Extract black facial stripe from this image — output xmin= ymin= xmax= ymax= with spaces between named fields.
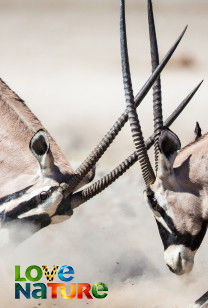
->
xmin=0 ymin=185 xmax=33 ymax=206
xmin=156 ymin=205 xmax=176 ymax=231
xmin=2 ymin=186 xmax=59 ymax=222
xmin=153 ymin=199 xmax=207 ymax=251
xmin=156 ymin=219 xmax=207 ymax=251
xmin=147 ymin=188 xmax=208 ymax=251
xmin=3 ymin=195 xmax=40 ymax=221
xmin=147 ymin=188 xmax=176 ymax=232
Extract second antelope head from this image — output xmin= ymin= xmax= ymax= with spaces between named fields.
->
xmin=120 ymin=0 xmax=204 ymax=275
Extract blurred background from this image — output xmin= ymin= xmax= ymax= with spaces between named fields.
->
xmin=0 ymin=0 xmax=208 ymax=307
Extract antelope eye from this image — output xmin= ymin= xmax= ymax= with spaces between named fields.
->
xmin=40 ymin=191 xmax=49 ymax=201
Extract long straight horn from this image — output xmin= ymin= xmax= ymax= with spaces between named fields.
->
xmin=148 ymin=0 xmax=163 ymax=173
xmin=120 ymin=0 xmax=155 ymax=186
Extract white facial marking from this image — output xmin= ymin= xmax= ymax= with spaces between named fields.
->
xmin=18 ymin=188 xmax=63 ymax=219
xmin=154 ymin=186 xmax=175 ymax=221
xmin=145 ymin=187 xmax=174 ymax=234
xmin=155 ymin=215 xmax=172 ymax=234
xmin=0 ymin=185 xmax=52 ymax=214
xmin=164 ymin=245 xmax=196 ymax=275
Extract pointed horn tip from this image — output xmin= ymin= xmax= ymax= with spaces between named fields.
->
xmin=175 ymin=25 xmax=188 ymax=43
xmin=180 ymin=25 xmax=188 ymax=37
xmin=167 ymin=25 xmax=188 ymax=54
xmin=196 ymin=79 xmax=204 ymax=89
xmin=193 ymin=80 xmax=204 ymax=91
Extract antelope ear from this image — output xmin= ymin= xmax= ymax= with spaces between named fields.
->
xmin=30 ymin=130 xmax=55 ymax=176
xmin=158 ymin=127 xmax=181 ymax=177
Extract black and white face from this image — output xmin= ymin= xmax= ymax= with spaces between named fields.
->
xmin=144 ymin=128 xmax=207 ymax=275
xmin=0 ymin=179 xmax=63 ymax=223
xmin=0 ymin=130 xmax=73 ymax=245
xmin=144 ymin=186 xmax=207 ymax=275
xmin=0 ymin=178 xmax=71 ymax=224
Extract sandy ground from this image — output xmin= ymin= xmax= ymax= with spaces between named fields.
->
xmin=0 ymin=0 xmax=208 ymax=307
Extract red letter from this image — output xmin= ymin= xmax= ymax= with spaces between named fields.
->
xmin=77 ymin=283 xmax=93 ymax=299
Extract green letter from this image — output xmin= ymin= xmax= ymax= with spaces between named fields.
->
xmin=25 ymin=265 xmax=42 ymax=282
xmin=32 ymin=283 xmax=47 ymax=299
xmin=92 ymin=282 xmax=108 ymax=299
xmin=15 ymin=265 xmax=26 ymax=281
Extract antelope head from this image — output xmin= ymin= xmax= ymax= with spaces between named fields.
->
xmin=120 ymin=0 xmax=204 ymax=275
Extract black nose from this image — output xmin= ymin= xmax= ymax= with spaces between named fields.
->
xmin=167 ymin=264 xmax=175 ymax=274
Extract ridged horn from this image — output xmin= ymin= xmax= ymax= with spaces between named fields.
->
xmin=120 ymin=0 xmax=155 ymax=186
xmin=194 ymin=289 xmax=208 ymax=307
xmin=65 ymin=11 xmax=187 ymax=195
xmin=68 ymin=81 xmax=202 ymax=209
xmin=148 ymin=0 xmax=163 ymax=173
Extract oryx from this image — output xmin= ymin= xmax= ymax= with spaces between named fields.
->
xmin=120 ymin=0 xmax=205 ymax=278
xmin=0 ymin=1 xmax=201 ymax=248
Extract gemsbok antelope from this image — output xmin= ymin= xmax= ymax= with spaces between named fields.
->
xmin=120 ymin=0 xmax=205 ymax=282
xmin=0 ymin=1 xmax=201 ymax=251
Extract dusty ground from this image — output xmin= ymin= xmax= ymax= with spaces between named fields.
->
xmin=0 ymin=0 xmax=208 ymax=307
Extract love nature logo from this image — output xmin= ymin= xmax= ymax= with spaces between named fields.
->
xmin=15 ymin=265 xmax=108 ymax=300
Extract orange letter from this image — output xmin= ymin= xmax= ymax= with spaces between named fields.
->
xmin=60 ymin=283 xmax=76 ymax=299
xmin=77 ymin=283 xmax=93 ymax=299
xmin=47 ymin=283 xmax=65 ymax=299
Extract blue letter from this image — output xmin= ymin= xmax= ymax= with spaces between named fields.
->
xmin=32 ymin=283 xmax=47 ymax=299
xmin=15 ymin=283 xmax=30 ymax=299
xmin=58 ymin=265 xmax=74 ymax=282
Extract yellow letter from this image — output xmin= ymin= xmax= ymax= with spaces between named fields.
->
xmin=42 ymin=265 xmax=59 ymax=282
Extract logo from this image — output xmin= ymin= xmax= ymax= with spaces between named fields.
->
xmin=15 ymin=265 xmax=108 ymax=300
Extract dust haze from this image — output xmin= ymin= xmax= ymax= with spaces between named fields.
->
xmin=0 ymin=0 xmax=208 ymax=307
